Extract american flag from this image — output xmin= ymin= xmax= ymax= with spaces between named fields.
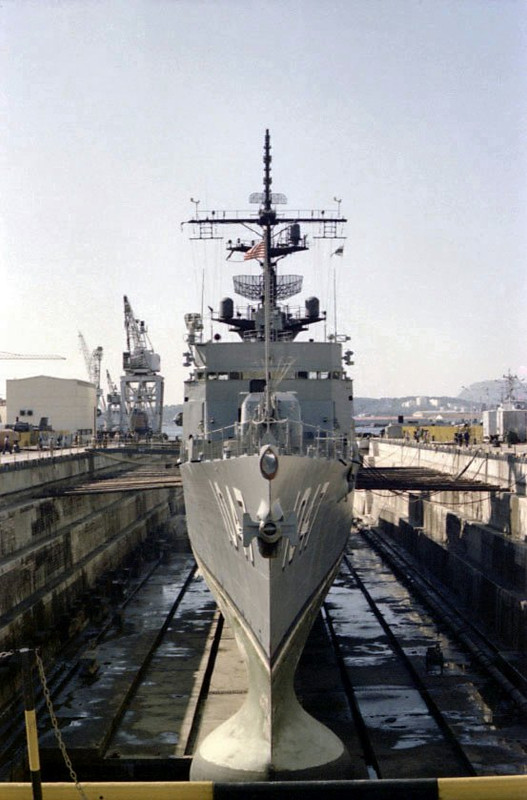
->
xmin=244 ymin=239 xmax=266 ymax=261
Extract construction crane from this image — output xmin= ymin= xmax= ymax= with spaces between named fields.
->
xmin=105 ymin=369 xmax=121 ymax=430
xmin=106 ymin=369 xmax=120 ymax=402
xmin=78 ymin=333 xmax=105 ymax=423
xmin=120 ymin=295 xmax=164 ymax=435
xmin=0 ymin=351 xmax=65 ymax=360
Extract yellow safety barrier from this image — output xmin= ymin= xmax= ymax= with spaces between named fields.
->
xmin=0 ymin=783 xmax=213 ymax=800
xmin=439 ymin=775 xmax=527 ymax=800
xmin=22 ymin=710 xmax=40 ymax=773
xmin=1 ymin=777 xmax=526 ymax=800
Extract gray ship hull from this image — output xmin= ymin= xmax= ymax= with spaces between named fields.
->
xmin=181 ymin=452 xmax=355 ymax=779
xmin=180 ymin=129 xmax=356 ymax=780
xmin=181 ymin=453 xmax=353 ymax=663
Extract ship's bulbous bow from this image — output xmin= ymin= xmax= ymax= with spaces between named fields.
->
xmin=189 ymin=547 xmax=353 ymax=781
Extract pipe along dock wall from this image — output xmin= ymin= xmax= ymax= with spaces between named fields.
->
xmin=355 ymin=441 xmax=527 ymax=652
xmin=0 ymin=451 xmax=185 ymax=710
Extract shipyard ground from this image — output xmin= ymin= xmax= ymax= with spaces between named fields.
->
xmin=0 ymin=443 xmax=526 ymax=794
xmin=10 ymin=538 xmax=522 ymax=782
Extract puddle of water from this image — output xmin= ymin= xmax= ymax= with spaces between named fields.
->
xmin=391 ymin=735 xmax=432 ymax=750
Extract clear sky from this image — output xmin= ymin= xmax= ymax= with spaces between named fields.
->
xmin=2 ymin=0 xmax=526 ymax=404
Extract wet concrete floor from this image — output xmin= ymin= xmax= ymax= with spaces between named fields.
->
xmin=35 ymin=540 xmax=526 ymax=780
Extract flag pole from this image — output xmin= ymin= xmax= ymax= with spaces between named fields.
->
xmin=333 ymin=262 xmax=338 ymax=340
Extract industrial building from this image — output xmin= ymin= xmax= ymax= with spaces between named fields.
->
xmin=482 ymin=403 xmax=527 ymax=443
xmin=6 ymin=376 xmax=97 ymax=435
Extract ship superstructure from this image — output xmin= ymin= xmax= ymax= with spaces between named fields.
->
xmin=180 ymin=131 xmax=359 ymax=781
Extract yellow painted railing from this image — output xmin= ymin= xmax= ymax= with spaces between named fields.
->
xmin=438 ymin=775 xmax=527 ymax=800
xmin=1 ymin=776 xmax=526 ymax=800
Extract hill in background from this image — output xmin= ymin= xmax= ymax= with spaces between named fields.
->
xmin=353 ymin=377 xmax=526 ymax=417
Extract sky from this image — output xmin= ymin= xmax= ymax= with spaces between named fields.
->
xmin=1 ymin=0 xmax=526 ymax=404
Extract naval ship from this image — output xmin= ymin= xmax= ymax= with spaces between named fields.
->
xmin=180 ymin=131 xmax=360 ymax=781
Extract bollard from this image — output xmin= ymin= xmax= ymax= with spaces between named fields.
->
xmin=20 ymin=649 xmax=43 ymax=800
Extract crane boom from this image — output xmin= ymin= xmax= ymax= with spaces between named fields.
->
xmin=122 ymin=296 xmax=160 ymax=375
xmin=124 ymin=295 xmax=144 ymax=353
xmin=123 ymin=295 xmax=154 ymax=361
xmin=77 ymin=332 xmax=105 ymax=421
xmin=106 ymin=369 xmax=118 ymax=395
xmin=77 ymin=333 xmax=103 ymax=386
xmin=0 ymin=351 xmax=65 ymax=360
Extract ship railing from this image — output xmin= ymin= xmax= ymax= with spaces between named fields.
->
xmin=235 ymin=303 xmax=315 ymax=321
xmin=190 ymin=208 xmax=345 ymax=221
xmin=183 ymin=420 xmax=352 ymax=462
xmin=239 ymin=329 xmax=297 ymax=342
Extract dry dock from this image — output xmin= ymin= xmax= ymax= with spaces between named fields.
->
xmin=356 ymin=439 xmax=527 ymax=652
xmin=0 ymin=442 xmax=526 ymax=787
xmin=0 ymin=446 xmax=184 ymax=710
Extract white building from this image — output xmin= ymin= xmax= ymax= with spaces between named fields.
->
xmin=415 ymin=396 xmax=431 ymax=408
xmin=483 ymin=404 xmax=527 ymax=442
xmin=7 ymin=376 xmax=97 ymax=434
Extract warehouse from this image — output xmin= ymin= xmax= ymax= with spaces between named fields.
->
xmin=6 ymin=376 xmax=96 ymax=435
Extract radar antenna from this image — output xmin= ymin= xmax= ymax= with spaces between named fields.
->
xmin=184 ymin=130 xmax=347 ymax=421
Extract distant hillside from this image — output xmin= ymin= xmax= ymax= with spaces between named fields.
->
xmin=355 ymin=377 xmax=526 ymax=416
xmin=353 ymin=397 xmax=461 ymax=416
xmin=459 ymin=378 xmax=527 ymax=406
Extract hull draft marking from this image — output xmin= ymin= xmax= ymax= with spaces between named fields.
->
xmin=210 ymin=479 xmax=255 ymax=563
xmin=283 ymin=481 xmax=330 ymax=567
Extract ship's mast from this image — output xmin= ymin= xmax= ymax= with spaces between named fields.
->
xmin=185 ymin=130 xmax=347 ymax=400
xmin=262 ymin=130 xmax=273 ymax=421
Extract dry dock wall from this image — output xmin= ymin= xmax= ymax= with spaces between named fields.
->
xmin=0 ymin=451 xmax=185 ymax=708
xmin=354 ymin=441 xmax=527 ymax=652
xmin=0 ymin=450 xmax=110 ymax=500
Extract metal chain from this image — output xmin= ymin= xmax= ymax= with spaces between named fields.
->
xmin=34 ymin=650 xmax=90 ymax=800
xmin=0 ymin=650 xmax=15 ymax=659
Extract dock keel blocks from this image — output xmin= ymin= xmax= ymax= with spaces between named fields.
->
xmin=190 ymin=562 xmax=351 ymax=782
